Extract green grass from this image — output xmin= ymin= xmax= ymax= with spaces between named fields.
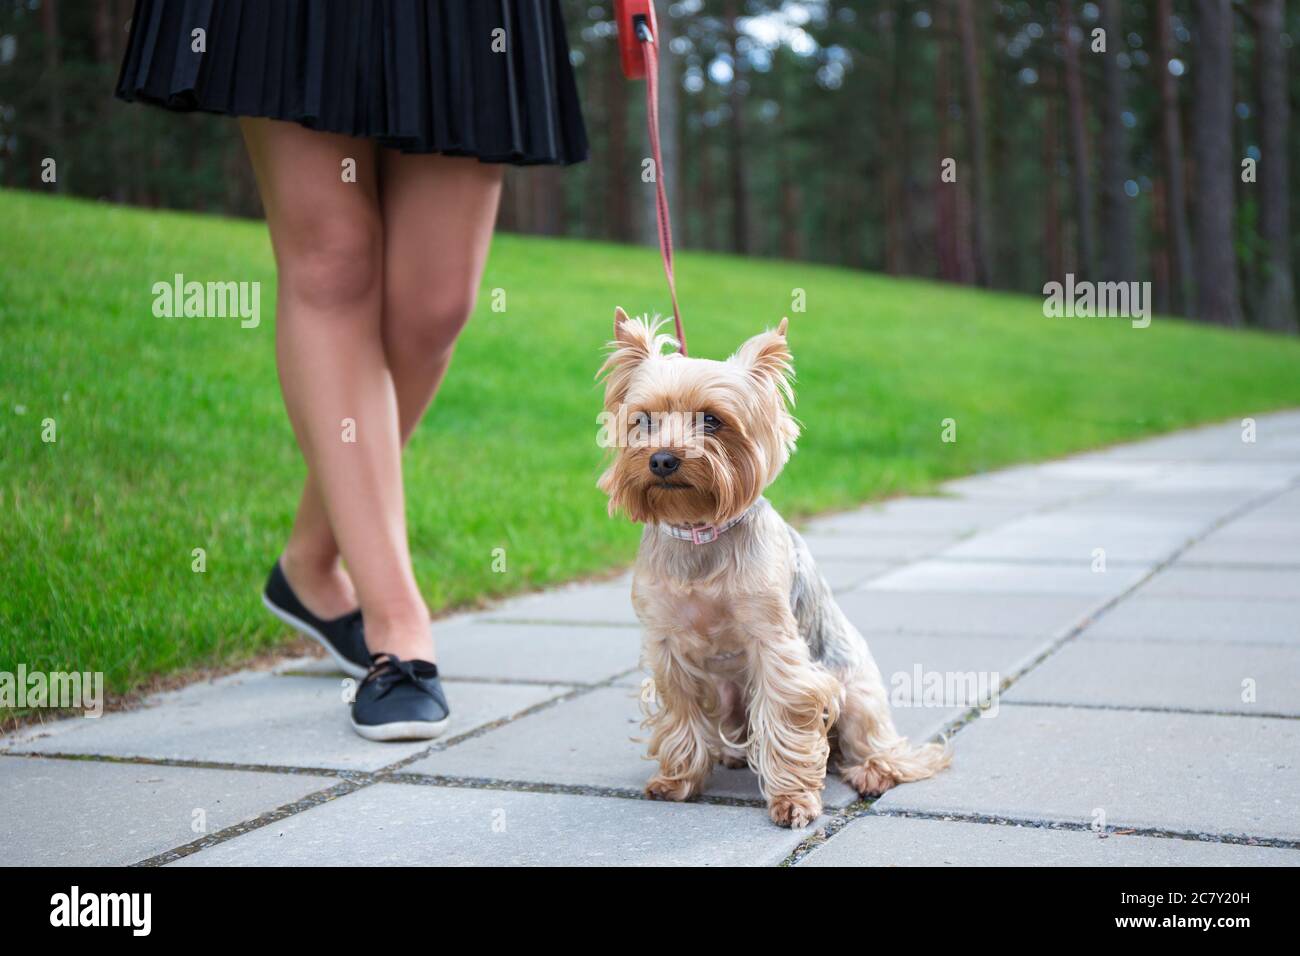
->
xmin=3 ymin=187 xmax=1300 ymax=707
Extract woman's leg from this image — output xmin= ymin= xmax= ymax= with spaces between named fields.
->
xmin=376 ymin=151 xmax=504 ymax=430
xmin=281 ymin=151 xmax=503 ymax=623
xmin=241 ymin=118 xmax=432 ymax=661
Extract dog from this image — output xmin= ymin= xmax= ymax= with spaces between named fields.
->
xmin=597 ymin=309 xmax=950 ymax=828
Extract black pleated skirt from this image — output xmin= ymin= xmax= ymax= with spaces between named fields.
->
xmin=116 ymin=0 xmax=588 ymax=166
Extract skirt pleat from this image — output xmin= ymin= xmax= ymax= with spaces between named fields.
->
xmin=116 ymin=0 xmax=588 ymax=165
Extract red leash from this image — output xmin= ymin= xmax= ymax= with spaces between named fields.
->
xmin=618 ymin=1 xmax=686 ymax=355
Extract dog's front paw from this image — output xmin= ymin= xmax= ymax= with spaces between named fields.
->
xmin=768 ymin=791 xmax=822 ymax=829
xmin=645 ymin=774 xmax=699 ymax=802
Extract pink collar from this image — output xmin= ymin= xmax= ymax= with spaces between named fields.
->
xmin=659 ymin=505 xmax=755 ymax=545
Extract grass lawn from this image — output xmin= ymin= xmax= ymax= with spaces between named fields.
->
xmin=4 ymin=187 xmax=1300 ymax=710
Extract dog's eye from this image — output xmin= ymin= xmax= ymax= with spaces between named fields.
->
xmin=630 ymin=411 xmax=651 ymax=432
xmin=701 ymin=414 xmax=722 ymax=433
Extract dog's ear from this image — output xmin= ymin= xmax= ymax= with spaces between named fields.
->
xmin=731 ymin=318 xmax=794 ymax=400
xmin=598 ymin=310 xmax=673 ymax=411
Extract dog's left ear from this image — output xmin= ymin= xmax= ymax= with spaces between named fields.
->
xmin=732 ymin=317 xmax=794 ymax=395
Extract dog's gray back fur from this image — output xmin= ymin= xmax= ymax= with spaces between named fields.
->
xmin=784 ymin=519 xmax=869 ymax=675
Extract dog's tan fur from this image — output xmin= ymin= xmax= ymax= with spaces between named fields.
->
xmin=598 ymin=310 xmax=950 ymax=827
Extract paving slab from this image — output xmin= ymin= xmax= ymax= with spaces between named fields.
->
xmin=174 ymin=782 xmax=813 ymax=866
xmin=865 ymin=631 xmax=1045 ymax=732
xmin=1180 ymin=528 xmax=1300 ymax=567
xmin=873 ymin=704 xmax=1300 ymax=841
xmin=1249 ymin=486 xmax=1300 ymax=514
xmin=797 ymin=815 xmax=1300 ymax=867
xmin=798 ymin=531 xmax=962 ymax=562
xmin=1076 ymin=422 xmax=1282 ymax=463
xmin=863 ymin=559 xmax=1150 ymax=597
xmin=3 ymin=671 xmax=569 ymax=772
xmin=1142 ymin=464 xmax=1297 ymax=493
xmin=1137 ymin=566 xmax=1300 ymax=601
xmin=939 ymin=533 xmax=1181 ymax=565
xmin=937 ymin=511 xmax=1200 ymax=563
xmin=0 ymin=756 xmax=333 ymax=867
xmin=809 ymin=560 xmax=895 ymax=592
xmin=939 ymin=461 xmax=1168 ymax=502
xmin=1221 ymin=512 xmax=1300 ymax=539
xmin=479 ymin=580 xmax=638 ymax=625
xmin=435 ymin=621 xmax=640 ymax=684
xmin=835 ymin=590 xmax=1104 ymax=639
xmin=1006 ymin=640 xmax=1300 ymax=716
xmin=1056 ymin=489 xmax=1258 ymax=519
xmin=803 ymin=499 xmax=1032 ymax=537
xmin=403 ymin=685 xmax=863 ymax=808
xmin=1081 ymin=595 xmax=1300 ymax=645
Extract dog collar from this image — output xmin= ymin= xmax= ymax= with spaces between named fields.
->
xmin=659 ymin=504 xmax=755 ymax=545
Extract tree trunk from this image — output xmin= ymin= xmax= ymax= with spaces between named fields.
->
xmin=893 ymin=0 xmax=917 ymax=274
xmin=1098 ymin=0 xmax=1135 ymax=281
xmin=1060 ymin=1 xmax=1096 ymax=279
xmin=605 ymin=50 xmax=632 ymax=242
xmin=94 ymin=0 xmax=129 ymax=202
xmin=531 ymin=167 xmax=565 ymax=236
xmin=775 ymin=112 xmax=801 ymax=261
xmin=1157 ymin=0 xmax=1195 ymax=316
xmin=40 ymin=0 xmax=65 ymax=192
xmin=1042 ymin=63 xmax=1064 ymax=284
xmin=724 ymin=0 xmax=749 ymax=254
xmin=878 ymin=1 xmax=910 ymax=275
xmin=1192 ymin=0 xmax=1243 ymax=325
xmin=933 ymin=2 xmax=959 ymax=282
xmin=697 ymin=124 xmax=718 ymax=252
xmin=955 ymin=0 xmax=992 ymax=286
xmin=1255 ymin=0 xmax=1297 ymax=331
xmin=1152 ymin=176 xmax=1171 ymax=313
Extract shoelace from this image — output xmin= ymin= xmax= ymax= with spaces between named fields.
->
xmin=361 ymin=654 xmax=441 ymax=701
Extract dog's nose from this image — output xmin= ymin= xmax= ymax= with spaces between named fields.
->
xmin=649 ymin=451 xmax=680 ymax=477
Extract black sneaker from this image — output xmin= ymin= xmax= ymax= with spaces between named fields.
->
xmin=351 ymin=654 xmax=450 ymax=741
xmin=262 ymin=562 xmax=369 ymax=679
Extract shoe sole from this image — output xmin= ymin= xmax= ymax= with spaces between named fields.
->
xmin=350 ymin=715 xmax=450 ymax=742
xmin=261 ymin=592 xmax=368 ymax=680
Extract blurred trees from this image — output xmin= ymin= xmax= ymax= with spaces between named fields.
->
xmin=1 ymin=0 xmax=1297 ymax=332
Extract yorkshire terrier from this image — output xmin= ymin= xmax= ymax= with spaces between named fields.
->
xmin=598 ymin=309 xmax=950 ymax=828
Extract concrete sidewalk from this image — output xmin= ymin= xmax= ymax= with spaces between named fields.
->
xmin=5 ymin=412 xmax=1300 ymax=866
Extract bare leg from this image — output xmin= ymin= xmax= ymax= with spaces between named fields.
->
xmin=281 ymin=151 xmax=502 ymax=631
xmin=241 ymin=117 xmax=431 ymax=660
xmin=377 ymin=151 xmax=503 ymax=435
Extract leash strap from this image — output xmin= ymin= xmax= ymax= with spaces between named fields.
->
xmin=638 ymin=24 xmax=686 ymax=356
